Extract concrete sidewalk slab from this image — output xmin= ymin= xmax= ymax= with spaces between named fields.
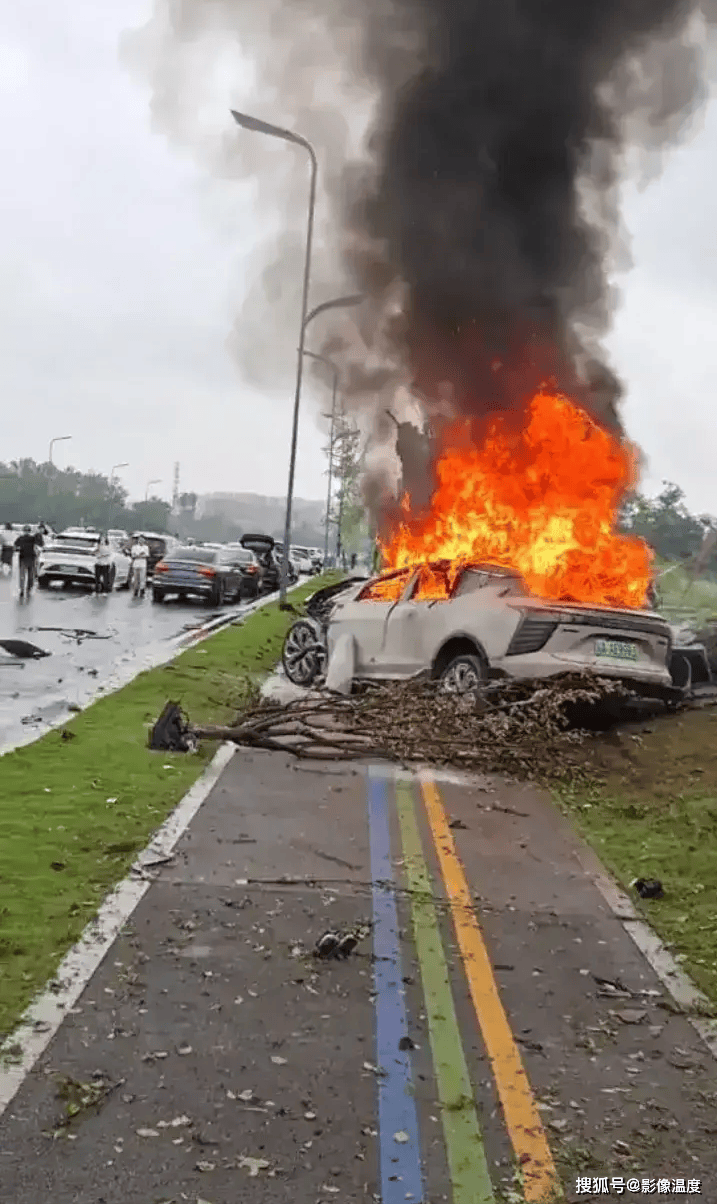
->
xmin=0 ymin=749 xmax=714 ymax=1204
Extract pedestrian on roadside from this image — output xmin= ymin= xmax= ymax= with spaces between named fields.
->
xmin=15 ymin=525 xmax=39 ymax=599
xmin=129 ymin=535 xmax=149 ymax=598
xmin=94 ymin=536 xmax=112 ymax=594
xmin=0 ymin=523 xmax=13 ymax=576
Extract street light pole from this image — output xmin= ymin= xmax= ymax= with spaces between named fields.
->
xmin=231 ymin=110 xmax=319 ymax=605
xmin=48 ymin=435 xmax=72 ymax=468
xmin=303 ymin=350 xmax=339 ymax=567
xmin=108 ymin=463 xmax=129 ymax=531
xmin=145 ymin=479 xmax=161 ymax=503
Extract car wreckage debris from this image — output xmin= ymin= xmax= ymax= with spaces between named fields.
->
xmin=632 ymin=877 xmax=665 ymax=900
xmin=314 ymin=924 xmax=372 ymax=959
xmin=149 ymin=701 xmax=198 ymax=753
xmin=189 ymin=673 xmax=641 ymax=781
xmin=0 ymin=639 xmax=51 ymax=659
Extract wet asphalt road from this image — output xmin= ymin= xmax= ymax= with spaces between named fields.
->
xmin=0 ymin=570 xmax=254 ymax=752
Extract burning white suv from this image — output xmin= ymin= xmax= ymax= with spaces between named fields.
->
xmin=283 ymin=560 xmax=676 ymax=696
xmin=37 ymin=528 xmax=131 ymax=591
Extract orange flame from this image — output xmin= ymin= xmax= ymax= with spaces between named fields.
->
xmin=381 ymin=390 xmax=651 ymax=609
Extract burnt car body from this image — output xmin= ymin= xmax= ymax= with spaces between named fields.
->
xmin=282 ymin=561 xmax=683 ymax=697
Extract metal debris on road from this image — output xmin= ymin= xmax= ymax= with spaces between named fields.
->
xmin=191 ymin=673 xmax=634 ymax=781
xmin=314 ymin=923 xmax=371 ymax=960
xmin=238 ymin=1155 xmax=271 ymax=1177
xmin=0 ymin=638 xmax=50 ymax=659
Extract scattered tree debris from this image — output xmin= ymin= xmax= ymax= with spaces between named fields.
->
xmin=54 ymin=1073 xmax=124 ymax=1128
xmin=191 ymin=674 xmax=636 ymax=781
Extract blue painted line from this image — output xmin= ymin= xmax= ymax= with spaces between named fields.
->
xmin=367 ymin=770 xmax=425 ymax=1204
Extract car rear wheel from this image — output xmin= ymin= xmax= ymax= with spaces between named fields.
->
xmin=439 ymin=653 xmax=486 ymax=696
xmin=152 ymin=588 xmax=165 ymax=603
xmin=37 ymin=577 xmax=50 ymax=590
xmin=282 ymin=620 xmax=326 ymax=687
xmin=211 ymin=578 xmax=225 ymax=607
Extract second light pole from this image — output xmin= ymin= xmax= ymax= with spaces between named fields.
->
xmin=303 ymin=350 xmax=339 ymax=567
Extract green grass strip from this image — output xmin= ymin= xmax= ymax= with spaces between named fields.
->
xmin=0 ymin=578 xmax=331 ymax=1038
xmin=395 ymin=779 xmax=495 ymax=1204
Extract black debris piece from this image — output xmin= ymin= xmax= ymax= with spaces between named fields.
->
xmin=633 ymin=877 xmax=665 ymax=900
xmin=149 ymin=701 xmax=197 ymax=753
xmin=0 ymin=639 xmax=50 ymax=659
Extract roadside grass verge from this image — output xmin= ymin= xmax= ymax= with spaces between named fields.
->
xmin=0 ymin=577 xmax=332 ymax=1039
xmin=656 ymin=562 xmax=717 ymax=625
xmin=556 ymin=705 xmax=717 ymax=1006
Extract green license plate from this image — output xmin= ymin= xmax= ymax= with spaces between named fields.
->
xmin=595 ymin=638 xmax=639 ymax=662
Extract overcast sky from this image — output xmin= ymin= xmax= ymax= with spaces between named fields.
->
xmin=1 ymin=1 xmax=716 ymax=514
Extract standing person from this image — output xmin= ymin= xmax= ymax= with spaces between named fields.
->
xmin=95 ymin=536 xmax=112 ymax=594
xmin=15 ymin=525 xmax=40 ymax=599
xmin=129 ymin=535 xmax=149 ymax=598
xmin=0 ymin=523 xmax=13 ymax=576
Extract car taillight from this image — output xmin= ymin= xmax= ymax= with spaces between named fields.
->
xmin=246 ymin=564 xmax=257 ymax=573
xmin=506 ymin=613 xmax=560 ymax=655
xmin=199 ymin=566 xmax=216 ymax=578
xmin=155 ymin=562 xmax=168 ymax=572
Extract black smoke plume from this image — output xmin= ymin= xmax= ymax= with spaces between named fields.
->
xmin=341 ymin=0 xmax=717 ymax=433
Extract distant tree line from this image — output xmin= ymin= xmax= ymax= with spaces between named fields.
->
xmin=0 ymin=459 xmax=173 ymax=534
xmin=621 ymin=482 xmax=717 ymax=569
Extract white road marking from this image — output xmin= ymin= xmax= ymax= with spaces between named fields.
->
xmin=0 ymin=742 xmax=236 ymax=1117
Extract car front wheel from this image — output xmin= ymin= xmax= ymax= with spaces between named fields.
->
xmin=439 ymin=652 xmax=486 ymax=696
xmin=282 ymin=620 xmax=326 ymax=687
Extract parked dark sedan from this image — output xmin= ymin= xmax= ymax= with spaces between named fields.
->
xmin=151 ymin=546 xmax=249 ymax=605
xmin=226 ymin=545 xmax=264 ymax=598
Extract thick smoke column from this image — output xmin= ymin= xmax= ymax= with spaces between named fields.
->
xmin=127 ymin=0 xmax=717 ymax=511
xmin=343 ymin=0 xmax=717 ymax=434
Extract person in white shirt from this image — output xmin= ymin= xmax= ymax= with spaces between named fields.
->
xmin=0 ymin=523 xmax=14 ymax=576
xmin=130 ymin=536 xmax=149 ymax=598
xmin=94 ymin=536 xmax=112 ymax=594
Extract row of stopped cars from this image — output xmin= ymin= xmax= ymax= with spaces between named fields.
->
xmin=282 ymin=559 xmax=700 ymax=700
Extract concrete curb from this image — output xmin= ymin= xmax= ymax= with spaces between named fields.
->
xmin=570 ymin=835 xmax=717 ymax=1061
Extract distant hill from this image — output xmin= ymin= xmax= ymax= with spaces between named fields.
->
xmin=196 ymin=493 xmax=325 ymax=546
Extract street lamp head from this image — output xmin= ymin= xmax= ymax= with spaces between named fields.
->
xmin=231 ymin=110 xmax=300 ymax=147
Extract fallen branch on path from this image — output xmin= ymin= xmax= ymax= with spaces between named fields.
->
xmin=191 ymin=673 xmax=635 ymax=781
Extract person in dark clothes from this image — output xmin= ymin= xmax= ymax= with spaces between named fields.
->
xmin=15 ymin=525 xmax=42 ymax=599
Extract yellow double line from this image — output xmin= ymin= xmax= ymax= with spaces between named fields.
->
xmin=395 ymin=774 xmax=562 ymax=1203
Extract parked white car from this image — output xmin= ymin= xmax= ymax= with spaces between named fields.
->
xmin=37 ymin=528 xmax=131 ymax=591
xmin=290 ymin=546 xmax=314 ymax=575
xmin=283 ymin=560 xmax=677 ymax=697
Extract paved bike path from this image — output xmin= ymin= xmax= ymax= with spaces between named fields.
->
xmin=0 ymin=748 xmax=714 ymax=1202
